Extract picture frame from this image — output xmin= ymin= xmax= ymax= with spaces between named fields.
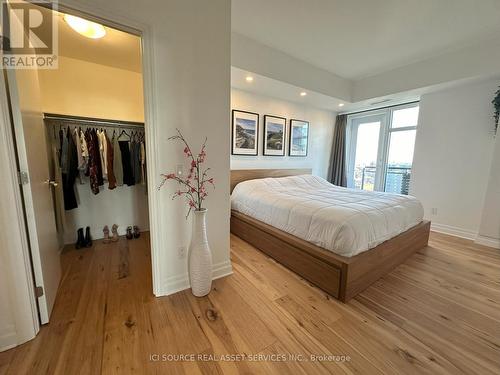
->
xmin=289 ymin=119 xmax=309 ymax=157
xmin=263 ymin=115 xmax=286 ymax=156
xmin=231 ymin=110 xmax=259 ymax=156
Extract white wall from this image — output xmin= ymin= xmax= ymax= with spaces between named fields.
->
xmin=231 ymin=89 xmax=336 ymax=178
xmin=38 ymin=56 xmax=144 ymax=122
xmin=411 ymin=78 xmax=500 ymax=240
xmin=63 ymin=183 xmax=149 ymax=244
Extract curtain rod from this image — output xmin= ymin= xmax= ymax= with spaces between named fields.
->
xmin=339 ymin=100 xmax=420 ymax=117
xmin=43 ymin=113 xmax=145 ymax=129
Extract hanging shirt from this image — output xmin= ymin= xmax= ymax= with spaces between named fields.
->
xmin=62 ymin=127 xmax=79 ymax=210
xmin=119 ymin=140 xmax=134 ymax=186
xmin=98 ymin=130 xmax=108 ymax=180
xmin=73 ymin=128 xmax=84 ymax=184
xmin=113 ymin=133 xmax=124 ymax=186
xmin=105 ymin=132 xmax=117 ymax=190
xmin=80 ymin=129 xmax=89 ymax=171
xmin=140 ymin=141 xmax=146 ymax=185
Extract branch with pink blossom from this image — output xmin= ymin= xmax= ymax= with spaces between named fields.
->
xmin=158 ymin=129 xmax=215 ymax=218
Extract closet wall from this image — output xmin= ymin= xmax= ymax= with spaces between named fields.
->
xmin=38 ymin=55 xmax=148 ymax=243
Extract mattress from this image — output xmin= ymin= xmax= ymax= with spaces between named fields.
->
xmin=231 ymin=175 xmax=424 ymax=257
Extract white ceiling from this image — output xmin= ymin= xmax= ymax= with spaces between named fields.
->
xmin=37 ymin=6 xmax=142 ymax=72
xmin=232 ymin=0 xmax=500 ymax=79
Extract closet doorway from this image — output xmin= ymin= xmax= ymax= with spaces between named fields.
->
xmin=5 ymin=3 xmax=152 ymax=327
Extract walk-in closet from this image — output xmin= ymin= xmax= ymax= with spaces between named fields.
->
xmin=34 ymin=10 xmax=149 ymax=248
xmin=6 ymin=4 xmax=151 ymax=326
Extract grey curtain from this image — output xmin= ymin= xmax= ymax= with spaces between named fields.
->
xmin=328 ymin=114 xmax=347 ymax=187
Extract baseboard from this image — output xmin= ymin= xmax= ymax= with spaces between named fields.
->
xmin=474 ymin=235 xmax=500 ymax=249
xmin=160 ymin=259 xmax=233 ymax=296
xmin=430 ymin=222 xmax=477 ymax=240
xmin=0 ymin=325 xmax=17 ymax=352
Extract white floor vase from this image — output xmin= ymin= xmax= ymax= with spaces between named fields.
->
xmin=188 ymin=208 xmax=213 ymax=297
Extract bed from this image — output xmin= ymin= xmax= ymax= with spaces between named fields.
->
xmin=230 ymin=169 xmax=430 ymax=302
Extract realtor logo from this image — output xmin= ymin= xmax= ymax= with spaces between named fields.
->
xmin=1 ymin=0 xmax=58 ymax=68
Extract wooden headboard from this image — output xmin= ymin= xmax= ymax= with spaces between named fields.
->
xmin=230 ymin=168 xmax=312 ymax=193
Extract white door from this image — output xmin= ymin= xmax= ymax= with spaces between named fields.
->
xmin=6 ymin=68 xmax=61 ymax=325
xmin=346 ymin=113 xmax=388 ymax=191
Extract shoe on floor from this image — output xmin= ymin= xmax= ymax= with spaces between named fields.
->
xmin=111 ymin=224 xmax=119 ymax=242
xmin=126 ymin=226 xmax=133 ymax=240
xmin=103 ymin=225 xmax=111 ymax=244
xmin=133 ymin=225 xmax=140 ymax=239
xmin=84 ymin=226 xmax=93 ymax=248
xmin=75 ymin=228 xmax=85 ymax=249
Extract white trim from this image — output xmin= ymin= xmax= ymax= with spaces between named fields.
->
xmin=0 ymin=325 xmax=18 ymax=352
xmin=474 ymin=235 xmax=500 ymax=249
xmin=161 ymin=260 xmax=233 ymax=296
xmin=430 ymin=222 xmax=477 ymax=240
xmin=58 ymin=1 xmax=163 ymax=296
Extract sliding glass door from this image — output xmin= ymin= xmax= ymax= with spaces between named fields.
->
xmin=346 ymin=103 xmax=419 ymax=195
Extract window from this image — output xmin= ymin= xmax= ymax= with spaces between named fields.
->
xmin=346 ymin=103 xmax=419 ymax=195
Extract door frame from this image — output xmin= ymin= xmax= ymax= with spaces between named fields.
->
xmin=0 ymin=0 xmax=162 ymax=344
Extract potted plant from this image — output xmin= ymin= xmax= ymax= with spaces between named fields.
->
xmin=159 ymin=129 xmax=215 ymax=297
xmin=493 ymin=86 xmax=500 ymax=135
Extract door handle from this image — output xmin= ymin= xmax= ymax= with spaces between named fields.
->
xmin=45 ymin=179 xmax=59 ymax=187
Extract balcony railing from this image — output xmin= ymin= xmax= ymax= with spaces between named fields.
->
xmin=361 ymin=166 xmax=412 ymax=195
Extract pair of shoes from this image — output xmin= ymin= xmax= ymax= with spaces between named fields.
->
xmin=75 ymin=227 xmax=92 ymax=249
xmin=103 ymin=224 xmax=120 ymax=243
xmin=126 ymin=225 xmax=141 ymax=240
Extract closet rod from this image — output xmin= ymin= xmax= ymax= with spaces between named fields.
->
xmin=43 ymin=113 xmax=145 ymax=130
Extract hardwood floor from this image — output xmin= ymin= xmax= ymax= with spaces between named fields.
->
xmin=1 ymin=231 xmax=499 ymax=374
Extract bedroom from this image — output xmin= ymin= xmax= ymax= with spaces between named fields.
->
xmin=0 ymin=0 xmax=499 ymax=374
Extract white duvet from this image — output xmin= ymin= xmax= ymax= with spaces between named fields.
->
xmin=231 ymin=175 xmax=424 ymax=257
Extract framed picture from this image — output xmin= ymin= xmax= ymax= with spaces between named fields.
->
xmin=263 ymin=115 xmax=286 ymax=156
xmin=289 ymin=119 xmax=309 ymax=156
xmin=232 ymin=110 xmax=259 ymax=155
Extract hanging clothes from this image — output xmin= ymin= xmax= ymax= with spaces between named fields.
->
xmin=105 ymin=132 xmax=117 ymax=190
xmin=140 ymin=141 xmax=146 ymax=186
xmin=86 ymin=129 xmax=100 ymax=195
xmin=119 ymin=140 xmax=135 ymax=186
xmin=60 ymin=128 xmax=69 ymax=174
xmin=98 ymin=130 xmax=108 ymax=181
xmin=73 ymin=128 xmax=84 ymax=184
xmin=113 ymin=132 xmax=123 ymax=186
xmin=132 ymin=139 xmax=142 ymax=184
xmin=62 ymin=127 xmax=79 ymax=210
xmin=52 ymin=144 xmax=66 ymax=233
xmin=79 ymin=128 xmax=89 ymax=172
xmin=92 ymin=129 xmax=104 ymax=186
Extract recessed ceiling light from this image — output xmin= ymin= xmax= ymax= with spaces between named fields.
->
xmin=300 ymin=91 xmax=307 ymax=97
xmin=245 ymin=76 xmax=254 ymax=82
xmin=338 ymin=103 xmax=345 ymax=107
xmin=64 ymin=14 xmax=106 ymax=39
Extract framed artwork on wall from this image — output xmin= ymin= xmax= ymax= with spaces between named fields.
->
xmin=231 ymin=110 xmax=259 ymax=155
xmin=263 ymin=115 xmax=286 ymax=156
xmin=289 ymin=119 xmax=309 ymax=156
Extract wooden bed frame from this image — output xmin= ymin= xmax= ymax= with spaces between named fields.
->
xmin=230 ymin=169 xmax=430 ymax=302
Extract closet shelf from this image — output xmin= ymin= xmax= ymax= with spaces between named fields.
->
xmin=44 ymin=113 xmax=145 ymax=130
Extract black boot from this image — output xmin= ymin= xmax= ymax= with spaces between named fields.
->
xmin=75 ymin=228 xmax=85 ymax=249
xmin=84 ymin=226 xmax=93 ymax=248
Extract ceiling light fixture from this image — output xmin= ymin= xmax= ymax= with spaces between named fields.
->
xmin=64 ymin=14 xmax=106 ymax=39
xmin=245 ymin=76 xmax=254 ymax=82
xmin=300 ymin=91 xmax=307 ymax=97
xmin=338 ymin=103 xmax=345 ymax=107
